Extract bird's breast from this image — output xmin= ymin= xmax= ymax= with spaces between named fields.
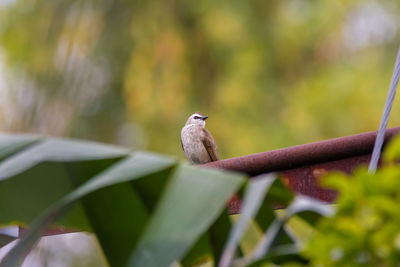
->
xmin=181 ymin=125 xmax=210 ymax=164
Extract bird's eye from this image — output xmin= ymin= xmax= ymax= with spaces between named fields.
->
xmin=194 ymin=116 xmax=200 ymax=119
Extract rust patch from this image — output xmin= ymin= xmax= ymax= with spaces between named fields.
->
xmin=281 ymin=176 xmax=290 ymax=187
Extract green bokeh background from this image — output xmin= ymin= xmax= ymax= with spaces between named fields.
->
xmin=1 ymin=1 xmax=400 ymax=266
xmin=0 ymin=0 xmax=399 ymax=160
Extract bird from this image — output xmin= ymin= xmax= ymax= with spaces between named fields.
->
xmin=181 ymin=113 xmax=219 ymax=164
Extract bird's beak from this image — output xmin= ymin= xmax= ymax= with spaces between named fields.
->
xmin=201 ymin=116 xmax=208 ymax=121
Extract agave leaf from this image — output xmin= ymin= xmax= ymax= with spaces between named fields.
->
xmin=1 ymin=152 xmax=244 ymax=267
xmin=0 ymin=138 xmax=128 ymax=181
xmin=0 ymin=152 xmax=176 ymax=267
xmin=0 ymin=227 xmax=18 ymax=248
xmin=0 ymin=133 xmax=41 ymax=162
xmin=219 ymin=174 xmax=277 ymax=267
xmin=127 ymin=165 xmax=244 ymax=267
xmin=248 ymin=195 xmax=334 ymax=264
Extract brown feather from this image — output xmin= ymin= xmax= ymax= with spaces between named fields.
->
xmin=201 ymin=128 xmax=219 ymax=161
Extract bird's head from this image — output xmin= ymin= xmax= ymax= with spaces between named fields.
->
xmin=185 ymin=113 xmax=208 ymax=128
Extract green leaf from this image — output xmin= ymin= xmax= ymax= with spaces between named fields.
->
xmin=76 ymin=161 xmax=176 ymax=266
xmin=231 ymin=214 xmax=264 ymax=257
xmin=0 ymin=234 xmax=16 ymax=249
xmin=59 ymin=152 xmax=177 ymax=266
xmin=0 ymin=152 xmax=176 ymax=267
xmin=246 ymin=245 xmax=307 ymax=266
xmin=0 ymin=133 xmax=41 ymax=162
xmin=0 ymin=161 xmax=110 ymax=230
xmin=248 ymin=196 xmax=334 ymax=264
xmin=181 ymin=232 xmax=213 ymax=266
xmin=0 ymin=202 xmax=70 ymax=267
xmin=0 ymin=227 xmax=18 ymax=248
xmin=219 ymin=174 xmax=277 ymax=267
xmin=0 ymin=136 xmax=244 ymax=267
xmin=209 ymin=210 xmax=233 ymax=263
xmin=127 ymin=164 xmax=244 ymax=267
xmin=283 ymin=196 xmax=334 ymax=222
xmin=255 ymin=178 xmax=295 ymax=252
xmin=78 ymin=183 xmax=150 ymax=266
xmin=181 ymin=209 xmax=233 ymax=266
xmin=0 ymin=138 xmax=128 ymax=180
xmin=263 ymin=178 xmax=293 ymax=208
xmin=383 ymin=134 xmax=400 ymax=162
xmin=64 ymin=152 xmax=176 ymax=202
xmin=284 ymin=215 xmax=317 ymax=247
xmin=1 ymin=152 xmax=244 ymax=267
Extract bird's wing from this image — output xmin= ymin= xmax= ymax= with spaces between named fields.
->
xmin=181 ymin=138 xmax=185 ymax=153
xmin=201 ymin=128 xmax=219 ymax=161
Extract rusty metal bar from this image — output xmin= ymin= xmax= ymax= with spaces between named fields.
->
xmin=279 ymin=154 xmax=371 ymax=203
xmin=205 ymin=127 xmax=400 ymax=213
xmin=204 ymin=127 xmax=400 ymax=176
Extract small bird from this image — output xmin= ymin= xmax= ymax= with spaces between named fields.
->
xmin=181 ymin=113 xmax=219 ymax=164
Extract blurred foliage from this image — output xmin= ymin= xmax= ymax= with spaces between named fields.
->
xmin=2 ymin=1 xmax=400 ymax=265
xmin=6 ymin=131 xmax=400 ymax=266
xmin=236 ymin=136 xmax=400 ymax=267
xmin=296 ymin=135 xmax=400 ymax=266
xmin=0 ymin=0 xmax=400 ymax=160
xmin=0 ymin=133 xmax=317 ymax=267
